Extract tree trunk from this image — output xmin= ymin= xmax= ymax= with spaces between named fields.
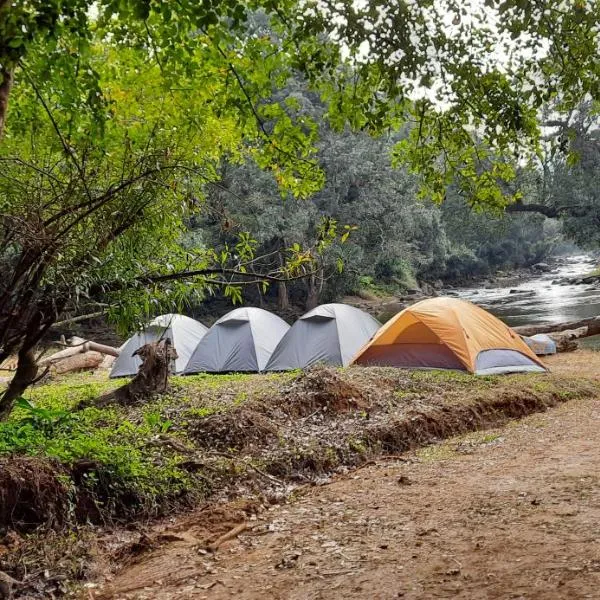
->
xmin=305 ymin=273 xmax=319 ymax=310
xmin=278 ymin=280 xmax=289 ymax=311
xmin=0 ymin=347 xmax=38 ymax=420
xmin=513 ymin=317 xmax=600 ymax=338
xmin=276 ymin=242 xmax=289 ymax=311
xmin=94 ymin=339 xmax=178 ymax=407
xmin=256 ymin=283 xmax=265 ymax=307
xmin=0 ymin=65 xmax=13 ymax=141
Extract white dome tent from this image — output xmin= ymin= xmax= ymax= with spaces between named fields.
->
xmin=265 ymin=303 xmax=381 ymax=371
xmin=110 ymin=314 xmax=208 ymax=378
xmin=183 ymin=307 xmax=290 ymax=373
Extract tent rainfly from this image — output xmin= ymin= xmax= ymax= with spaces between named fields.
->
xmin=110 ymin=314 xmax=208 ymax=378
xmin=183 ymin=307 xmax=290 ymax=373
xmin=352 ymin=297 xmax=547 ymax=375
xmin=265 ymin=303 xmax=381 ymax=371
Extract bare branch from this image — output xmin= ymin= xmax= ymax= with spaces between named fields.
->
xmin=50 ymin=310 xmax=107 ymax=328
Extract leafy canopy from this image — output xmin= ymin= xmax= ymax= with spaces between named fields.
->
xmin=0 ymin=2 xmax=345 ymax=338
xmin=293 ymin=0 xmax=600 ymax=208
xmin=0 ymin=0 xmax=599 ymax=337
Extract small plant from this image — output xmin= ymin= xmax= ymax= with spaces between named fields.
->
xmin=233 ymin=391 xmax=247 ymax=405
xmin=186 ymin=406 xmax=221 ymax=419
xmin=15 ymin=398 xmax=74 ymax=435
xmin=143 ymin=411 xmax=173 ymax=433
xmin=348 ymin=436 xmax=367 ymax=454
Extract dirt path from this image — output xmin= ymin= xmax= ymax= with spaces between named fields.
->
xmin=97 ymin=374 xmax=600 ymax=600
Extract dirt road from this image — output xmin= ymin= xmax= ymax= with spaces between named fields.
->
xmin=99 ymin=369 xmax=600 ymax=599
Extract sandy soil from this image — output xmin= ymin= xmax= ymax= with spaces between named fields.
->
xmin=92 ymin=352 xmax=600 ymax=600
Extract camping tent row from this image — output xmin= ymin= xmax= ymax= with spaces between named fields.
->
xmin=110 ymin=304 xmax=381 ymax=377
xmin=110 ymin=298 xmax=549 ymax=378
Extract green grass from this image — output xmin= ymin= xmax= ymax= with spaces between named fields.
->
xmin=1 ymin=389 xmax=195 ymax=515
xmin=409 ymin=369 xmax=499 ymax=387
xmin=0 ymin=363 xmax=594 ymax=528
xmin=0 ymin=371 xmax=296 ymax=523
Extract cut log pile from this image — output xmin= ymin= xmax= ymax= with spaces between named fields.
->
xmin=513 ymin=317 xmax=600 ymax=353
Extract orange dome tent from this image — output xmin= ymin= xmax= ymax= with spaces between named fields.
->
xmin=352 ymin=297 xmax=547 ymax=375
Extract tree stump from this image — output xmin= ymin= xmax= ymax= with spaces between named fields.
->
xmin=95 ymin=339 xmax=178 ymax=407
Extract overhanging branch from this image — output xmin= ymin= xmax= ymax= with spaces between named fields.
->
xmin=505 ymin=201 xmax=582 ymax=219
xmin=136 ymin=266 xmax=316 ymax=286
xmin=91 ymin=265 xmax=317 ymax=297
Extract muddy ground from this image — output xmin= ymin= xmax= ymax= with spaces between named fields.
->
xmin=85 ymin=351 xmax=600 ymax=600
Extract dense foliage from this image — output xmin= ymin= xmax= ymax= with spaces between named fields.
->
xmin=196 ymin=103 xmax=560 ymax=308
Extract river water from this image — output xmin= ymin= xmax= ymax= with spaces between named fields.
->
xmin=456 ymin=254 xmax=600 ymax=328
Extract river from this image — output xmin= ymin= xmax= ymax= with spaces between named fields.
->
xmin=456 ymin=254 xmax=600 ymax=331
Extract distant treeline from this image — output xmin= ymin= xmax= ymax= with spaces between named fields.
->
xmin=186 ymin=98 xmax=558 ymax=310
xmin=186 ymin=90 xmax=600 ymax=312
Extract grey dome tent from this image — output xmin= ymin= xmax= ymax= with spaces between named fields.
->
xmin=183 ymin=307 xmax=290 ymax=373
xmin=110 ymin=314 xmax=208 ymax=378
xmin=265 ymin=303 xmax=381 ymax=371
xmin=521 ymin=334 xmax=557 ymax=356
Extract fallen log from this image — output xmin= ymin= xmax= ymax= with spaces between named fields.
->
xmin=53 ymin=351 xmax=105 ymax=374
xmin=39 ymin=340 xmax=120 ymax=366
xmin=513 ymin=317 xmax=600 ymax=338
xmin=547 ymin=330 xmax=585 ymax=353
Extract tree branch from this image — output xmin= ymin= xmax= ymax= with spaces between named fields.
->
xmin=50 ymin=310 xmax=107 ymax=328
xmin=91 ymin=264 xmax=317 ymax=297
xmin=504 ymin=198 xmax=587 ymax=219
xmin=21 ymin=64 xmax=94 ymax=205
xmin=135 ymin=266 xmax=316 ymax=286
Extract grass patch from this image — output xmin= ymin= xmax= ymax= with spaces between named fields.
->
xmin=417 ymin=444 xmax=458 ymax=462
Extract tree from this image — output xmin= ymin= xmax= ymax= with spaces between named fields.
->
xmin=295 ymin=1 xmax=600 ymax=206
xmin=0 ymin=5 xmax=339 ymax=419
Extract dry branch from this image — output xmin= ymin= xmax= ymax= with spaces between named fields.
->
xmin=206 ymin=522 xmax=248 ymax=552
